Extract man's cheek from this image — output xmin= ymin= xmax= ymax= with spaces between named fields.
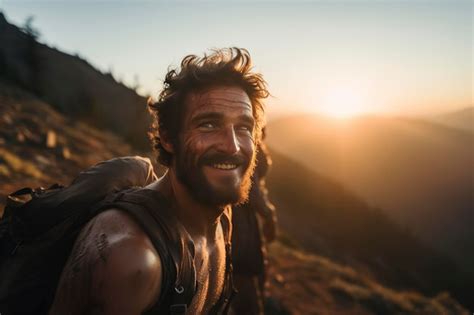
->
xmin=239 ymin=136 xmax=256 ymax=154
xmin=181 ymin=137 xmax=202 ymax=162
xmin=185 ymin=135 xmax=209 ymax=153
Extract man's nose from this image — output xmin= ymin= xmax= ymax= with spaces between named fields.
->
xmin=217 ymin=126 xmax=240 ymax=155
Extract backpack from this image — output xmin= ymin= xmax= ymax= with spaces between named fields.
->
xmin=0 ymin=156 xmax=234 ymax=315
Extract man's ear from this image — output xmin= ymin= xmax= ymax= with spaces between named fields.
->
xmin=160 ymin=132 xmax=175 ymax=153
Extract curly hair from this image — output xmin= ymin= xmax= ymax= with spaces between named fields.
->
xmin=148 ymin=47 xmax=269 ymax=166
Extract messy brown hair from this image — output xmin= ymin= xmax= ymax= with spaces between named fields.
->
xmin=148 ymin=47 xmax=269 ymax=166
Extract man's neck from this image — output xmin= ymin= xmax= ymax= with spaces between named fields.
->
xmin=151 ymin=170 xmax=226 ymax=238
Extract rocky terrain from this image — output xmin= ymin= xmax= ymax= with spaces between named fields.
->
xmin=0 ymin=80 xmax=134 ymax=211
xmin=267 ymin=243 xmax=468 ymax=315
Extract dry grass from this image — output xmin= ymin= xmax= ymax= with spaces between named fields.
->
xmin=267 ymin=242 xmax=469 ymax=315
xmin=0 ymin=147 xmax=43 ymax=179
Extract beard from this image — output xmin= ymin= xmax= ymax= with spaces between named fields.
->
xmin=174 ymin=144 xmax=256 ymax=207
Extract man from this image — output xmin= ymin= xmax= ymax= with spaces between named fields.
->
xmin=48 ymin=48 xmax=269 ymax=315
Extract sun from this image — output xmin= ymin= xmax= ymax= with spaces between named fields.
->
xmin=320 ymin=87 xmax=366 ymax=119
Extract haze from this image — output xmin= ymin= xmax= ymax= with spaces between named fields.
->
xmin=1 ymin=0 xmax=472 ymax=118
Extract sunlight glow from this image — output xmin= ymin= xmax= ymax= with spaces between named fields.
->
xmin=321 ymin=87 xmax=367 ymax=119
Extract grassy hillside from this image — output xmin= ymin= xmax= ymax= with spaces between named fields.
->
xmin=267 ymin=242 xmax=469 ymax=315
xmin=0 ymin=80 xmax=135 ymax=211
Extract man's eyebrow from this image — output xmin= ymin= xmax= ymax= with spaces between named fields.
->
xmin=238 ymin=115 xmax=255 ymax=125
xmin=190 ymin=112 xmax=224 ymax=124
xmin=190 ymin=112 xmax=255 ymax=125
xmin=206 ymin=97 xmax=251 ymax=106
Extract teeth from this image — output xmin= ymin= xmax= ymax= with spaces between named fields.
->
xmin=213 ymin=163 xmax=237 ymax=170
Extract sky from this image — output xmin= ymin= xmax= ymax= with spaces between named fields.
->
xmin=0 ymin=0 xmax=472 ymax=119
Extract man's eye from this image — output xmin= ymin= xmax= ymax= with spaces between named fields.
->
xmin=237 ymin=125 xmax=252 ymax=132
xmin=199 ymin=122 xmax=215 ymax=129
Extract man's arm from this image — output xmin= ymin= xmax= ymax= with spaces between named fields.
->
xmin=49 ymin=209 xmax=162 ymax=315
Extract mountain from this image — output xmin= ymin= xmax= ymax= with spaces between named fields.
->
xmin=266 ymin=149 xmax=473 ymax=310
xmin=0 ymin=81 xmax=470 ymax=314
xmin=430 ymin=107 xmax=473 ymax=132
xmin=266 ymin=114 xmax=473 ymax=273
xmin=0 ymin=12 xmax=150 ymax=150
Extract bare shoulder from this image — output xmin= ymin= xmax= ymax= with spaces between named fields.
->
xmin=50 ymin=208 xmax=163 ymax=315
xmin=89 ymin=208 xmax=163 ymax=279
xmin=92 ymin=209 xmax=163 ymax=313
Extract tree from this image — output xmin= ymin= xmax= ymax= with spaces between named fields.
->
xmin=21 ymin=15 xmax=41 ymax=94
xmin=22 ymin=16 xmax=41 ymax=40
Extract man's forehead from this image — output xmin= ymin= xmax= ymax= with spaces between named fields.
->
xmin=186 ymin=86 xmax=252 ymax=115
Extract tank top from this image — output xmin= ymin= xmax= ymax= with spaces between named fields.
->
xmin=96 ymin=187 xmax=235 ymax=315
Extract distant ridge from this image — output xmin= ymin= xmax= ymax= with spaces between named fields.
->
xmin=431 ymin=106 xmax=473 ymax=132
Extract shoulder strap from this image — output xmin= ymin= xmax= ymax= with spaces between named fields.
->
xmin=208 ymin=207 xmax=236 ymax=315
xmin=94 ymin=188 xmax=197 ymax=315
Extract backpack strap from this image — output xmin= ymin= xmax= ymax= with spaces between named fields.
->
xmin=94 ymin=188 xmax=197 ymax=314
xmin=208 ymin=207 xmax=236 ymax=314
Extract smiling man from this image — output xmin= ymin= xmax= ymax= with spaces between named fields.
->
xmin=48 ymin=48 xmax=269 ymax=315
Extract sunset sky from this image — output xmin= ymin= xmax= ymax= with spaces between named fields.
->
xmin=1 ymin=0 xmax=472 ymax=119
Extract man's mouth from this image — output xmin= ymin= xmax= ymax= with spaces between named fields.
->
xmin=201 ymin=153 xmax=247 ymax=172
xmin=212 ymin=163 xmax=238 ymax=170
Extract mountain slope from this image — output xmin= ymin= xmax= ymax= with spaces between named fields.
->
xmin=266 ymin=149 xmax=474 ymax=310
xmin=0 ymin=80 xmax=134 ymax=210
xmin=267 ymin=243 xmax=469 ymax=315
xmin=266 ymin=114 xmax=473 ymax=273
xmin=0 ymin=12 xmax=150 ymax=150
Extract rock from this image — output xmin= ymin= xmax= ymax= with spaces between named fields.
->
xmin=62 ymin=147 xmax=71 ymax=159
xmin=46 ymin=130 xmax=57 ymax=148
xmin=16 ymin=132 xmax=25 ymax=143
xmin=2 ymin=113 xmax=13 ymax=125
xmin=275 ymin=273 xmax=285 ymax=284
xmin=35 ymin=154 xmax=50 ymax=166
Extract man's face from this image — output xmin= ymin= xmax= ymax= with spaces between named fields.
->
xmin=173 ymin=86 xmax=257 ymax=207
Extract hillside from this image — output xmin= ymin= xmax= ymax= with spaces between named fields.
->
xmin=0 ymin=80 xmax=138 ymax=210
xmin=266 ymin=149 xmax=474 ymax=310
xmin=266 ymin=114 xmax=473 ymax=273
xmin=0 ymin=82 xmax=470 ymax=314
xmin=267 ymin=243 xmax=469 ymax=315
xmin=0 ymin=12 xmax=150 ymax=150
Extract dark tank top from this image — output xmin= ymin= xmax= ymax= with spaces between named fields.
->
xmin=96 ymin=187 xmax=235 ymax=315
